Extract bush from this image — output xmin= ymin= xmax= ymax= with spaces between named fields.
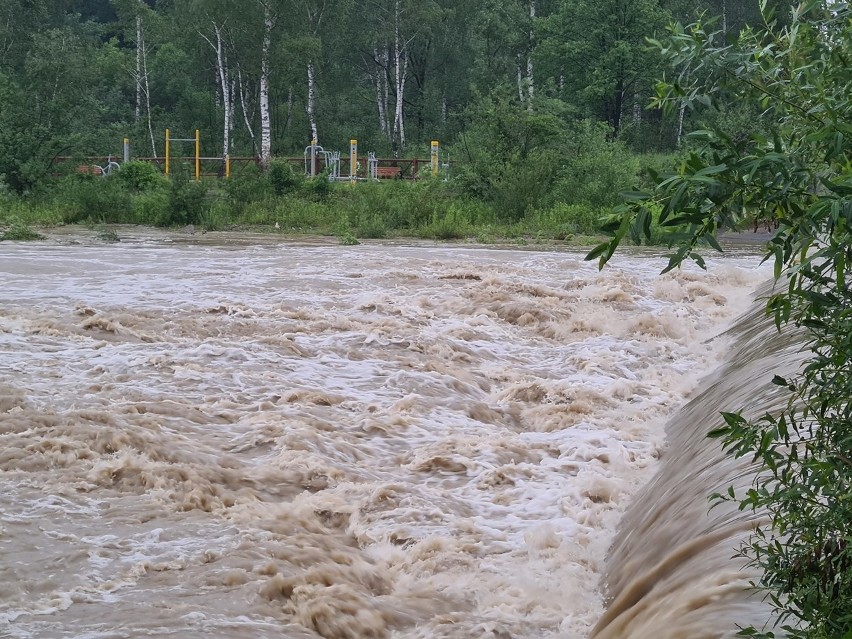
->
xmin=225 ymin=165 xmax=272 ymax=212
xmin=1 ymin=218 xmax=46 ymax=241
xmin=53 ymin=175 xmax=132 ymax=223
xmin=0 ymin=199 xmax=63 ymax=226
xmin=118 ymin=161 xmax=167 ymax=191
xmin=306 ymin=173 xmax=332 ymax=200
xmin=416 ymin=202 xmax=476 ymax=240
xmin=131 ymin=190 xmax=169 ymax=225
xmin=268 ymin=160 xmax=303 ymax=195
xmin=355 ymin=214 xmax=387 ymax=239
xmin=551 ymin=120 xmax=641 ymax=210
xmin=199 ymin=202 xmax=229 ymax=231
xmin=488 ymin=152 xmax=559 ymax=222
xmin=164 ymin=170 xmax=206 ymax=226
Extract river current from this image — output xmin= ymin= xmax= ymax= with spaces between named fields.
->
xmin=0 ymin=233 xmax=771 ymax=638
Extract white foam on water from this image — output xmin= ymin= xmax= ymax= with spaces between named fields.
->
xmin=0 ymin=240 xmax=767 ymax=638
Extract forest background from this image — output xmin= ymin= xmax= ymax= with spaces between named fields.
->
xmin=0 ymin=0 xmax=791 ymax=241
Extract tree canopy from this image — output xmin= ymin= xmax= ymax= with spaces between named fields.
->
xmin=0 ymin=0 xmax=793 ymax=192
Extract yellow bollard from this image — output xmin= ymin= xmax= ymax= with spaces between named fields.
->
xmin=431 ymin=140 xmax=439 ymax=177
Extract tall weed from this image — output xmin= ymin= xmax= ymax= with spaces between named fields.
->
xmin=53 ymin=175 xmax=132 ymax=223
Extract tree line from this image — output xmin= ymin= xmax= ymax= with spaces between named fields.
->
xmin=0 ymin=0 xmax=793 ymax=193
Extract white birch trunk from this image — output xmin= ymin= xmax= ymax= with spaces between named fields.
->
xmin=212 ymin=25 xmax=231 ymax=161
xmin=138 ymin=26 xmax=156 ymax=158
xmin=307 ymin=61 xmax=318 ymax=142
xmin=677 ymin=100 xmax=686 ymax=147
xmin=285 ymin=86 xmax=294 ymax=133
xmin=526 ymin=0 xmax=535 ymax=105
xmin=382 ymin=48 xmax=390 ymax=139
xmin=517 ymin=61 xmax=525 ymax=103
xmin=676 ymin=69 xmax=689 ymax=147
xmin=392 ymin=0 xmax=406 ymax=153
xmin=229 ymin=77 xmax=236 ymax=136
xmin=259 ymin=3 xmax=274 ymax=169
xmin=721 ymin=0 xmax=727 ymax=35
xmin=372 ymin=48 xmax=389 ymax=138
xmin=237 ymin=66 xmax=257 ymax=154
xmin=135 ymin=15 xmax=142 ymax=122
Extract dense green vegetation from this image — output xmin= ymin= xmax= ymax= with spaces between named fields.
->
xmin=592 ymin=2 xmax=852 ymax=636
xmin=6 ymin=1 xmax=850 ymax=637
xmin=0 ymin=0 xmax=793 ymax=240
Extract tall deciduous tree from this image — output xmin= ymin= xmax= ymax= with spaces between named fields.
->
xmin=548 ymin=0 xmax=669 ymax=135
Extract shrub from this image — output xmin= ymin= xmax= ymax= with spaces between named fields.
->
xmin=199 ymin=202 xmax=229 ymax=231
xmin=339 ymin=231 xmax=360 ymax=245
xmin=552 ymin=120 xmax=641 ymax=210
xmin=131 ymin=190 xmax=169 ymax=226
xmin=272 ymin=197 xmax=340 ymax=231
xmin=164 ymin=170 xmax=207 ymax=226
xmin=355 ymin=214 xmax=387 ymax=239
xmin=268 ymin=160 xmax=303 ymax=195
xmin=488 ymin=153 xmax=558 ymax=222
xmin=307 ymin=173 xmax=332 ymax=200
xmin=118 ymin=161 xmax=167 ymax=191
xmin=96 ymin=226 xmax=120 ymax=242
xmin=54 ymin=175 xmax=132 ymax=223
xmin=1 ymin=218 xmax=46 ymax=241
xmin=225 ymin=165 xmax=272 ymax=212
xmin=0 ymin=199 xmax=63 ymax=226
xmin=416 ymin=203 xmax=474 ymax=240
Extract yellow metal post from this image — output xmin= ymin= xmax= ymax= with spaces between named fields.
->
xmin=195 ymin=129 xmax=201 ymax=181
xmin=431 ymin=140 xmax=439 ymax=177
xmin=165 ymin=129 xmax=171 ymax=176
xmin=350 ymin=139 xmax=358 ymax=184
xmin=225 ymin=154 xmax=231 ymax=179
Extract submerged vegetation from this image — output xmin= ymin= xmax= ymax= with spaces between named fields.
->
xmin=0 ymin=219 xmax=46 ymax=242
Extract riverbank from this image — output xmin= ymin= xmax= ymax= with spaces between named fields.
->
xmin=0 ymin=222 xmax=774 ymax=255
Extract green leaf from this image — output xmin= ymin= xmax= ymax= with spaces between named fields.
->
xmin=584 ymin=242 xmax=610 ymax=262
xmin=705 ymin=233 xmax=723 ymax=252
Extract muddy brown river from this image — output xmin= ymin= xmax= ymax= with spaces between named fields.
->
xmin=0 ymin=231 xmax=769 ymax=638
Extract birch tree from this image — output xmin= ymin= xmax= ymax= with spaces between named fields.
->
xmin=255 ymin=0 xmax=280 ymax=169
xmin=287 ymin=0 xmax=352 ymax=145
xmin=199 ymin=23 xmax=232 ymax=162
xmin=113 ymin=0 xmax=159 ymax=157
xmin=526 ymin=0 xmax=536 ymax=105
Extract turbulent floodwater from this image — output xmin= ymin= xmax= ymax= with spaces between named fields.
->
xmin=0 ymin=234 xmax=767 ymax=639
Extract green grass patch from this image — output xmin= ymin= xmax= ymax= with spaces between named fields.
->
xmin=0 ymin=172 xmax=631 ymax=246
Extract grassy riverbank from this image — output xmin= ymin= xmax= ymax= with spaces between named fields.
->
xmin=0 ymin=161 xmax=618 ymax=245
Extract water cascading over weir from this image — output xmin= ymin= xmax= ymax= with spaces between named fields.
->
xmin=591 ymin=283 xmax=806 ymax=638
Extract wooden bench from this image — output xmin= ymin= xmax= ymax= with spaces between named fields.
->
xmin=376 ymin=166 xmax=401 ymax=179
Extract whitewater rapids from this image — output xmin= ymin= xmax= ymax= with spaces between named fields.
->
xmin=0 ymin=233 xmax=766 ymax=638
